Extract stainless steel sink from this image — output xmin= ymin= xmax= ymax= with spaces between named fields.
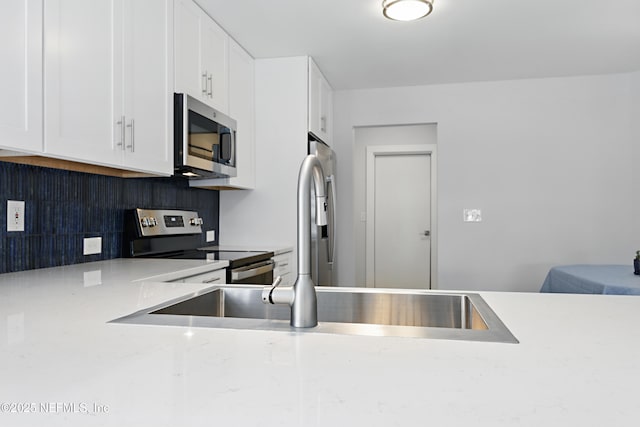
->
xmin=111 ymin=285 xmax=518 ymax=343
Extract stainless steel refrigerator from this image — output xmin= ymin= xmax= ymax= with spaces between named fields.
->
xmin=309 ymin=136 xmax=336 ymax=286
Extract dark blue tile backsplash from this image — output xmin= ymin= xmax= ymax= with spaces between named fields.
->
xmin=0 ymin=162 xmax=219 ymax=274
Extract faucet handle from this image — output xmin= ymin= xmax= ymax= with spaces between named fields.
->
xmin=271 ymin=275 xmax=282 ymax=288
xmin=261 ymin=276 xmax=282 ymax=304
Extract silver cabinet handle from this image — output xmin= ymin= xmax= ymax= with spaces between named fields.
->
xmin=126 ymin=119 xmax=135 ymax=152
xmin=423 ymin=230 xmax=430 ymax=237
xmin=207 ymin=74 xmax=213 ymax=97
xmin=203 ymin=277 xmax=221 ymax=284
xmin=320 ymin=116 xmax=326 ymax=133
xmin=202 ymin=71 xmax=208 ymax=96
xmin=116 ymin=116 xmax=125 ymax=150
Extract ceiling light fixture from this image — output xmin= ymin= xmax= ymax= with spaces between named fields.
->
xmin=382 ymin=0 xmax=434 ymax=21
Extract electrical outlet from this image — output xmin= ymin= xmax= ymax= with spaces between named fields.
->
xmin=83 ymin=237 xmax=102 ymax=255
xmin=7 ymin=200 xmax=25 ymax=232
xmin=206 ymin=230 xmax=216 ymax=242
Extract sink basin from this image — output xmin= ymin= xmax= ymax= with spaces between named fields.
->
xmin=154 ymin=287 xmax=485 ymax=328
xmin=112 ymin=285 xmax=518 ymax=343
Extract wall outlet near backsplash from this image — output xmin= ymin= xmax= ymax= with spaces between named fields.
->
xmin=83 ymin=237 xmax=102 ymax=255
xmin=206 ymin=230 xmax=216 ymax=242
xmin=7 ymin=200 xmax=25 ymax=232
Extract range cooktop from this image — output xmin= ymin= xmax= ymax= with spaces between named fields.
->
xmin=144 ymin=249 xmax=274 ymax=268
xmin=124 ymin=208 xmax=274 ymax=269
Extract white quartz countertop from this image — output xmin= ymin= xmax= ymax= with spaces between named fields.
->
xmin=1 ymin=259 xmax=640 ymax=426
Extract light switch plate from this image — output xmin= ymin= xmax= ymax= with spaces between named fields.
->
xmin=83 ymin=237 xmax=102 ymax=255
xmin=7 ymin=200 xmax=25 ymax=232
xmin=463 ymin=209 xmax=482 ymax=222
xmin=206 ymin=230 xmax=216 ymax=242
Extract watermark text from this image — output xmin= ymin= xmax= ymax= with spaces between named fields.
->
xmin=1 ymin=402 xmax=109 ymax=415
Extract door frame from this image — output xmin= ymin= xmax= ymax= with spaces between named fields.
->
xmin=365 ymin=144 xmax=438 ymax=289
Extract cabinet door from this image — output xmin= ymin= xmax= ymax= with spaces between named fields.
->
xmin=319 ymin=76 xmax=333 ymax=145
xmin=308 ymin=59 xmax=322 ymax=140
xmin=121 ymin=0 xmax=173 ymax=175
xmin=200 ymin=17 xmax=229 ymax=113
xmin=308 ymin=57 xmax=333 ymax=144
xmin=273 ymin=252 xmax=293 ymax=287
xmin=174 ymin=0 xmax=203 ymax=100
xmin=44 ymin=0 xmax=121 ymax=166
xmin=227 ymin=39 xmax=255 ymax=188
xmin=0 ymin=0 xmax=42 ymax=152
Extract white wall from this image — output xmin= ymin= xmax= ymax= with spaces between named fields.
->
xmin=219 ymin=56 xmax=308 ymax=275
xmin=334 ymin=73 xmax=637 ymax=292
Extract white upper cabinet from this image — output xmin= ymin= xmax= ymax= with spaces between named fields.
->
xmin=175 ymin=0 xmax=229 ymax=113
xmin=201 ymin=15 xmax=229 ymax=113
xmin=193 ymin=38 xmax=255 ymax=190
xmin=44 ymin=0 xmax=119 ymax=165
xmin=121 ymin=0 xmax=173 ymax=174
xmin=174 ymin=0 xmax=201 ymax=99
xmin=0 ymin=0 xmax=43 ymax=153
xmin=44 ymin=0 xmax=173 ymax=175
xmin=308 ymin=57 xmax=333 ymax=145
xmin=227 ymin=39 xmax=255 ymax=189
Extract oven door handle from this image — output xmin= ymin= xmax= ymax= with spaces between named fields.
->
xmin=231 ymin=260 xmax=274 ymax=281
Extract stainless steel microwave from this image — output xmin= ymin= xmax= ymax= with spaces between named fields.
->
xmin=174 ymin=93 xmax=237 ymax=178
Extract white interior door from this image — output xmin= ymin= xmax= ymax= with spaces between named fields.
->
xmin=366 ymin=147 xmax=434 ymax=289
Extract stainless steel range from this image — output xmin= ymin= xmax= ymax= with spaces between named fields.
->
xmin=124 ymin=208 xmax=274 ymax=284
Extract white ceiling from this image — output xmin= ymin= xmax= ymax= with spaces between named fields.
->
xmin=195 ymin=0 xmax=640 ymax=90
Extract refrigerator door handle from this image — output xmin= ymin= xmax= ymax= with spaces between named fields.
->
xmin=327 ymin=175 xmax=336 ymax=265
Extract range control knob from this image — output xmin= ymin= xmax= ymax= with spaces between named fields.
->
xmin=149 ymin=217 xmax=158 ymax=227
xmin=140 ymin=217 xmax=149 ymax=227
xmin=189 ymin=217 xmax=203 ymax=226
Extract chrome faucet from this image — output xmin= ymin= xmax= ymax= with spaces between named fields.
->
xmin=262 ymin=155 xmax=327 ymax=327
